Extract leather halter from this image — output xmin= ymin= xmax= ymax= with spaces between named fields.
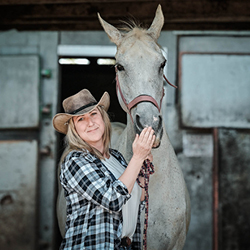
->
xmin=115 ymin=67 xmax=177 ymax=123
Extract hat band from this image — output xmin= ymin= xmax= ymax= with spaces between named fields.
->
xmin=69 ymin=102 xmax=98 ymax=115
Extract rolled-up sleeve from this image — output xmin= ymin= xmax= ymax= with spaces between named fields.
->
xmin=60 ymin=152 xmax=131 ymax=212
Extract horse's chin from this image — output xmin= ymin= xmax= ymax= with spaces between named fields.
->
xmin=153 ymin=138 xmax=161 ymax=148
xmin=153 ymin=127 xmax=163 ymax=148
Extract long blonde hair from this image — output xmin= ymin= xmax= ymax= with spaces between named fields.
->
xmin=60 ymin=106 xmax=111 ymax=164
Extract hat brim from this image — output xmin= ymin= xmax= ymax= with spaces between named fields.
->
xmin=53 ymin=91 xmax=110 ymax=134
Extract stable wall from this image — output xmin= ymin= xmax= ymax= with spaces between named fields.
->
xmin=0 ymin=29 xmax=249 ymax=250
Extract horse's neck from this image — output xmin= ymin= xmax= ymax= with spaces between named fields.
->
xmin=116 ymin=121 xmax=134 ymax=162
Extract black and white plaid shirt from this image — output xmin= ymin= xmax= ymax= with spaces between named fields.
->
xmin=59 ymin=148 xmax=142 ymax=250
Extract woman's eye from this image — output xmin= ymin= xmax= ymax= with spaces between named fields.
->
xmin=78 ymin=117 xmax=84 ymax=121
xmin=91 ymin=112 xmax=97 ymax=116
xmin=116 ymin=64 xmax=125 ymax=71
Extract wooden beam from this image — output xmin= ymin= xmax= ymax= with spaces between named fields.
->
xmin=0 ymin=1 xmax=250 ymax=31
xmin=0 ymin=0 xmax=159 ymax=5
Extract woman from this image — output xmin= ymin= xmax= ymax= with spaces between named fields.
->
xmin=53 ymin=89 xmax=155 ymax=250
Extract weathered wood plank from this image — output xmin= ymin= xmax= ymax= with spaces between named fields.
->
xmin=0 ymin=0 xmax=159 ymax=5
xmin=0 ymin=1 xmax=250 ymax=30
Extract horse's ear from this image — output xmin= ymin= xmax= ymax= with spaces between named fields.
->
xmin=147 ymin=4 xmax=164 ymax=41
xmin=98 ymin=13 xmax=122 ymax=46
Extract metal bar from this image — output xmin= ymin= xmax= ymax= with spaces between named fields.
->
xmin=213 ymin=128 xmax=219 ymax=250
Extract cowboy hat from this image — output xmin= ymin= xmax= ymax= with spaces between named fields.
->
xmin=53 ymin=89 xmax=110 ymax=134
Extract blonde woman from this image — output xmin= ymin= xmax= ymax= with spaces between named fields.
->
xmin=53 ymin=89 xmax=154 ymax=250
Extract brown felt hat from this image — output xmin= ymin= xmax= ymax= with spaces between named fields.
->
xmin=53 ymin=89 xmax=110 ymax=134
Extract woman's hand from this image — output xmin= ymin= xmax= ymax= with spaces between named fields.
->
xmin=118 ymin=127 xmax=155 ymax=194
xmin=132 ymin=127 xmax=155 ymax=162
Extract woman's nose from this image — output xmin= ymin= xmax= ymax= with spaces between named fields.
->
xmin=87 ymin=117 xmax=94 ymax=126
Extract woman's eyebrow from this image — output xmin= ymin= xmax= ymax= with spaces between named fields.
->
xmin=90 ymin=108 xmax=98 ymax=113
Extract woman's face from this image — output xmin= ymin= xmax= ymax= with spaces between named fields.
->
xmin=73 ymin=108 xmax=105 ymax=150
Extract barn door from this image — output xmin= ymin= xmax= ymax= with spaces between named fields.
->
xmin=178 ymin=35 xmax=250 ymax=250
xmin=0 ymin=55 xmax=40 ymax=250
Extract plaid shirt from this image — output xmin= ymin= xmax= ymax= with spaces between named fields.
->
xmin=59 ymin=149 xmax=142 ymax=250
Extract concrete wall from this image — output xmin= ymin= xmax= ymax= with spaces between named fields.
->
xmin=177 ymin=33 xmax=250 ymax=250
xmin=0 ymin=30 xmax=59 ymax=250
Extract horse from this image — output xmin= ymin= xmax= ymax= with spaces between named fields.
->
xmin=57 ymin=4 xmax=191 ymax=250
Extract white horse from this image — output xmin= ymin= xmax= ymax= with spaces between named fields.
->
xmin=57 ymin=5 xmax=190 ymax=250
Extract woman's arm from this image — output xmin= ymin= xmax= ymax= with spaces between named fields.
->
xmin=60 ymin=152 xmax=130 ymax=212
xmin=119 ymin=127 xmax=155 ymax=193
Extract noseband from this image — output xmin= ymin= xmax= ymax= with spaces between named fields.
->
xmin=115 ymin=67 xmax=177 ymax=123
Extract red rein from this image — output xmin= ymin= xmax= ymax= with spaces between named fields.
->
xmin=136 ymin=160 xmax=155 ymax=250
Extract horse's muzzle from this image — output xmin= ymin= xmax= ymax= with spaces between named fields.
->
xmin=134 ymin=113 xmax=163 ymax=148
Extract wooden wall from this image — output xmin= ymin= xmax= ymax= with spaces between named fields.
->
xmin=0 ymin=0 xmax=250 ymax=31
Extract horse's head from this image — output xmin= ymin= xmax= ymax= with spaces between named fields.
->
xmin=98 ymin=5 xmax=165 ymax=148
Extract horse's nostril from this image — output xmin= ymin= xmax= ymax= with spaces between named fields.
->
xmin=157 ymin=115 xmax=163 ymax=131
xmin=136 ymin=114 xmax=163 ymax=133
xmin=135 ymin=114 xmax=144 ymax=132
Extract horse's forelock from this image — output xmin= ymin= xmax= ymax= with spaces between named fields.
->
xmin=118 ymin=18 xmax=144 ymax=31
xmin=118 ymin=20 xmax=162 ymax=49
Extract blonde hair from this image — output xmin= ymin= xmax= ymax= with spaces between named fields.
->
xmin=60 ymin=106 xmax=111 ymax=164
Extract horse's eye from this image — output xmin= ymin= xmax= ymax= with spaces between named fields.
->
xmin=160 ymin=60 xmax=166 ymax=69
xmin=116 ymin=64 xmax=125 ymax=71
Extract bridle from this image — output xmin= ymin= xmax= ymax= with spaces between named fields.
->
xmin=115 ymin=66 xmax=177 ymax=123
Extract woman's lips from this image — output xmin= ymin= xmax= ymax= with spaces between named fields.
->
xmin=87 ymin=127 xmax=98 ymax=133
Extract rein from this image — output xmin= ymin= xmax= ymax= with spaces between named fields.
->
xmin=115 ymin=68 xmax=177 ymax=123
xmin=137 ymin=160 xmax=155 ymax=250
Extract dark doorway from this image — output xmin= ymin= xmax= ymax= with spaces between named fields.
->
xmin=59 ymin=56 xmax=126 ymax=122
xmin=57 ymin=56 xmax=127 ymax=154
